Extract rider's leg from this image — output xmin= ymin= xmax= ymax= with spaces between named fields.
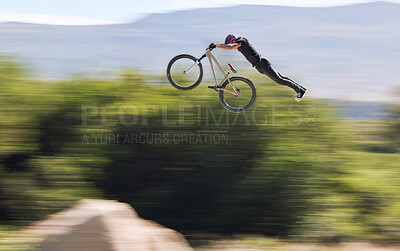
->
xmin=255 ymin=58 xmax=305 ymax=93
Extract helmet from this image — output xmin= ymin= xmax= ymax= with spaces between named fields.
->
xmin=224 ymin=34 xmax=236 ymax=44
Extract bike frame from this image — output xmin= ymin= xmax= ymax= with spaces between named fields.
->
xmin=185 ymin=49 xmax=239 ymax=95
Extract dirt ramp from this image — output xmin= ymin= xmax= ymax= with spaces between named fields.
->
xmin=25 ymin=199 xmax=194 ymax=251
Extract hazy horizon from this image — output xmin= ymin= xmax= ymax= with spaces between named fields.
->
xmin=1 ymin=0 xmax=400 ymax=25
xmin=0 ymin=1 xmax=399 ymax=102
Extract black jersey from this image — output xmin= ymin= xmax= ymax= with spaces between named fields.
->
xmin=236 ymin=37 xmax=262 ymax=67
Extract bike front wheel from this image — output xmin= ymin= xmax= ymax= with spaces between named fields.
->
xmin=219 ymin=77 xmax=256 ymax=113
xmin=167 ymin=54 xmax=203 ymax=90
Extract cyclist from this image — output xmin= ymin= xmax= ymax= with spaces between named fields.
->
xmin=213 ymin=34 xmax=307 ymax=102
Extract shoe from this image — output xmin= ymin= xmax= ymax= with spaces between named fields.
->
xmin=295 ymin=88 xmax=307 ymax=102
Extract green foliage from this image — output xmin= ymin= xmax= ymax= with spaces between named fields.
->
xmin=0 ymin=57 xmax=400 ymax=243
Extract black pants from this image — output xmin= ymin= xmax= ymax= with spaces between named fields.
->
xmin=255 ymin=58 xmax=304 ymax=93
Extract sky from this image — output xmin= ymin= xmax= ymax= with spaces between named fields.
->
xmin=0 ymin=0 xmax=399 ymax=25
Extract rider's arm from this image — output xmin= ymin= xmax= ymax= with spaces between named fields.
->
xmin=216 ymin=43 xmax=241 ymax=50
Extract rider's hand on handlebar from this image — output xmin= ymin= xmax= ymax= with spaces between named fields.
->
xmin=208 ymin=43 xmax=216 ymax=50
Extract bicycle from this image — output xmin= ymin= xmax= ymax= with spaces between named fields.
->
xmin=166 ymin=43 xmax=256 ymax=113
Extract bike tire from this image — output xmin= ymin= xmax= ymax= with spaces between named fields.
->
xmin=219 ymin=76 xmax=256 ymax=113
xmin=167 ymin=54 xmax=203 ymax=91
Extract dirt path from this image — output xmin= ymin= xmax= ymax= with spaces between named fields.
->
xmin=23 ymin=199 xmax=194 ymax=251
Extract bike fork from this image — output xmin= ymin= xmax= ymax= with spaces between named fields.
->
xmin=183 ymin=61 xmax=199 ymax=75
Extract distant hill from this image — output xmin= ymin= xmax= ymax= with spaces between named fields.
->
xmin=327 ymin=99 xmax=391 ymax=120
xmin=0 ymin=1 xmax=399 ymax=101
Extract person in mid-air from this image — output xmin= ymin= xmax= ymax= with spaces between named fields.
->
xmin=213 ymin=34 xmax=307 ymax=102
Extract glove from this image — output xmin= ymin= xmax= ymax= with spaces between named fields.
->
xmin=208 ymin=43 xmax=216 ymax=50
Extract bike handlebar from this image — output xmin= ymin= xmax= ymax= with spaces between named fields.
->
xmin=207 ymin=43 xmax=216 ymax=51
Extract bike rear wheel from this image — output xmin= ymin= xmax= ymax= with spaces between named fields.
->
xmin=167 ymin=54 xmax=203 ymax=90
xmin=219 ymin=77 xmax=256 ymax=113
